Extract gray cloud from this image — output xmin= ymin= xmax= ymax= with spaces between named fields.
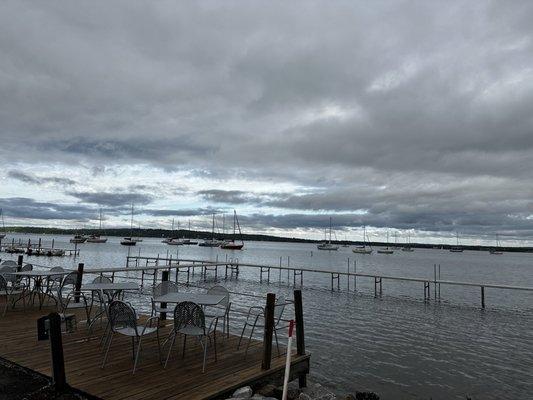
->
xmin=0 ymin=197 xmax=94 ymax=221
xmin=1 ymin=1 xmax=533 ymax=238
xmin=68 ymin=191 xmax=153 ymax=207
xmin=143 ymin=207 xmax=221 ymax=217
xmin=7 ymin=170 xmax=76 ymax=186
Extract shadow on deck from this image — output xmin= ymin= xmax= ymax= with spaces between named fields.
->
xmin=0 ymin=306 xmax=309 ymax=400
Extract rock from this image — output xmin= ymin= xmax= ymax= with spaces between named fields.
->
xmin=256 ymin=384 xmax=278 ymax=398
xmin=354 ymin=392 xmax=379 ymax=400
xmin=301 ymin=383 xmax=337 ymax=400
xmin=233 ymin=386 xmax=253 ymax=399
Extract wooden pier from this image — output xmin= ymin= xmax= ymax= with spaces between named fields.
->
xmin=0 ymin=292 xmax=309 ymax=400
xmin=120 ymin=256 xmax=533 ymax=309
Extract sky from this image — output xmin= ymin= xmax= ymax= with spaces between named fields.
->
xmin=1 ymin=1 xmax=533 ymax=245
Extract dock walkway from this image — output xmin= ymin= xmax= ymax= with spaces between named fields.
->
xmin=0 ymin=306 xmax=309 ymax=399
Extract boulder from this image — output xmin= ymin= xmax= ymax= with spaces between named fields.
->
xmin=233 ymin=386 xmax=253 ymax=399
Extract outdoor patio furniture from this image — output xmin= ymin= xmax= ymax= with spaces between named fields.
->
xmin=204 ymin=285 xmax=231 ymax=338
xmin=56 ymin=272 xmax=91 ymax=325
xmin=151 ymin=281 xmax=179 ymax=317
xmin=164 ymin=301 xmax=218 ymax=373
xmin=238 ymin=296 xmax=286 ymax=357
xmin=0 ymin=274 xmax=27 ymax=316
xmin=102 ymin=300 xmax=161 ymax=374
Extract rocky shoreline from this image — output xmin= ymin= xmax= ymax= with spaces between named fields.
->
xmin=226 ymin=380 xmax=380 ymax=400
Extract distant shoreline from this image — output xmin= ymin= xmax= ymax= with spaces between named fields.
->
xmin=3 ymin=226 xmax=533 ymax=253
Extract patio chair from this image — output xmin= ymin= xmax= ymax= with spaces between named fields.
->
xmin=204 ymin=285 xmax=231 ymax=338
xmin=151 ymin=281 xmax=178 ymax=317
xmin=45 ymin=267 xmax=65 ymax=296
xmin=102 ymin=300 xmax=161 ymax=374
xmin=56 ymin=273 xmax=91 ymax=326
xmin=237 ymin=296 xmax=286 ymax=357
xmin=0 ymin=274 xmax=26 ymax=316
xmin=164 ymin=301 xmax=218 ymax=372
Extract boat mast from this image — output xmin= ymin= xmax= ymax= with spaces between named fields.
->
xmin=329 ymin=217 xmax=332 ymax=244
xmin=1 ymin=208 xmax=5 ymax=234
xmin=234 ymin=210 xmax=243 ymax=244
xmin=129 ymin=203 xmax=134 ymax=237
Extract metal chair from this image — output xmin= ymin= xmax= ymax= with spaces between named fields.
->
xmin=150 ymin=281 xmax=178 ymax=317
xmin=164 ymin=301 xmax=218 ymax=372
xmin=204 ymin=285 xmax=231 ymax=338
xmin=0 ymin=260 xmax=18 ymax=267
xmin=238 ymin=296 xmax=286 ymax=357
xmin=56 ymin=273 xmax=91 ymax=325
xmin=102 ymin=300 xmax=161 ymax=374
xmin=0 ymin=274 xmax=26 ymax=316
xmin=45 ymin=267 xmax=65 ymax=295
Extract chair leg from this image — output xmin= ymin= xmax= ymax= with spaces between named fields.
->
xmin=133 ymin=336 xmax=143 ymax=374
xmin=237 ymin=322 xmax=248 ymax=349
xmin=156 ymin=329 xmax=162 ymax=365
xmin=101 ymin=333 xmax=114 ymax=369
xmin=202 ymin=337 xmax=208 ymax=373
xmin=131 ymin=337 xmax=136 ymax=361
xmin=226 ymin=313 xmax=230 ymax=338
xmin=274 ymin=328 xmax=280 ymax=356
xmin=182 ymin=335 xmax=187 ymax=358
xmin=244 ymin=323 xmax=256 ymax=357
xmin=164 ymin=332 xmax=176 ymax=368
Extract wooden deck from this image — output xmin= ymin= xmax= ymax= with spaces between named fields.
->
xmin=0 ymin=305 xmax=309 ymax=399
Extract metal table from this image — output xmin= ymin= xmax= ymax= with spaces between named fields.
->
xmin=10 ymin=270 xmax=71 ymax=308
xmin=153 ymin=292 xmax=225 ymax=306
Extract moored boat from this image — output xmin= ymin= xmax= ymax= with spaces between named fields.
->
xmin=317 ymin=217 xmax=339 ymax=251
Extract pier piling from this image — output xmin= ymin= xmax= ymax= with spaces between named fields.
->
xmin=261 ymin=293 xmax=276 ymax=371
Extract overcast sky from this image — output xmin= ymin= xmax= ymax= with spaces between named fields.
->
xmin=1 ymin=1 xmax=533 ymax=245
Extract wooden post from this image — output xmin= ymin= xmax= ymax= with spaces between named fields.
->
xmin=481 ymin=286 xmax=485 ymax=309
xmin=261 ymin=293 xmax=276 ymax=371
xmin=49 ymin=312 xmax=66 ymax=391
xmin=294 ymin=289 xmax=306 ymax=387
xmin=74 ymin=263 xmax=84 ymax=303
xmin=17 ymin=255 xmax=23 ymax=272
xmin=161 ymin=270 xmax=169 ymax=320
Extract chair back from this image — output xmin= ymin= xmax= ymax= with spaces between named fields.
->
xmin=274 ymin=295 xmax=286 ymax=324
xmin=207 ymin=285 xmax=230 ymax=308
xmin=153 ymin=281 xmax=178 ymax=298
xmin=92 ymin=275 xmax=114 ymax=300
xmin=173 ymin=301 xmax=205 ymax=332
xmin=0 ymin=265 xmax=16 ymax=284
xmin=48 ymin=267 xmax=65 ymax=284
xmin=1 ymin=260 xmax=17 ymax=267
xmin=0 ymin=275 xmax=8 ymax=292
xmin=61 ymin=271 xmax=78 ymax=288
xmin=108 ymin=300 xmax=138 ymax=335
xmin=21 ymin=264 xmax=33 ymax=272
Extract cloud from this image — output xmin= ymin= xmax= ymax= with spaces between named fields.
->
xmin=143 ymin=207 xmax=221 ymax=217
xmin=1 ymin=1 xmax=533 ymax=240
xmin=67 ymin=191 xmax=153 ymax=207
xmin=7 ymin=170 xmax=76 ymax=186
xmin=0 ymin=197 xmax=94 ymax=221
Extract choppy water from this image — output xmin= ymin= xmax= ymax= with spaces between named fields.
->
xmin=2 ymin=234 xmax=532 ymax=399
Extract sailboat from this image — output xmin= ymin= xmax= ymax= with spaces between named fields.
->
xmin=120 ymin=204 xmax=137 ymax=246
xmin=0 ymin=208 xmax=6 ymax=239
xmin=181 ymin=220 xmax=198 ymax=245
xmin=86 ymin=209 xmax=108 ymax=243
xmin=449 ymin=232 xmax=463 ymax=252
xmin=199 ymin=214 xmax=221 ymax=247
xmin=221 ymin=210 xmax=244 ymax=250
xmin=489 ymin=234 xmax=503 ymax=255
xmin=352 ymin=226 xmax=373 ymax=254
xmin=317 ymin=217 xmax=339 ymax=251
xmin=166 ymin=220 xmax=184 ymax=245
xmin=377 ymin=231 xmax=394 ymax=254
xmin=401 ymin=233 xmax=414 ymax=252
xmin=162 ymin=219 xmax=177 ymax=244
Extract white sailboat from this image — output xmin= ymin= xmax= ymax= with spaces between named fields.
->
xmin=489 ymin=234 xmax=503 ymax=255
xmin=401 ymin=233 xmax=414 ymax=252
xmin=199 ymin=214 xmax=221 ymax=247
xmin=317 ymin=217 xmax=339 ymax=251
xmin=86 ymin=209 xmax=108 ymax=243
xmin=0 ymin=208 xmax=6 ymax=239
xmin=450 ymin=232 xmax=463 ymax=252
xmin=120 ymin=204 xmax=137 ymax=246
xmin=377 ymin=231 xmax=394 ymax=254
xmin=352 ymin=226 xmax=373 ymax=254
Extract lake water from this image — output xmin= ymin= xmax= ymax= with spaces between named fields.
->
xmin=1 ymin=234 xmax=532 ymax=399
